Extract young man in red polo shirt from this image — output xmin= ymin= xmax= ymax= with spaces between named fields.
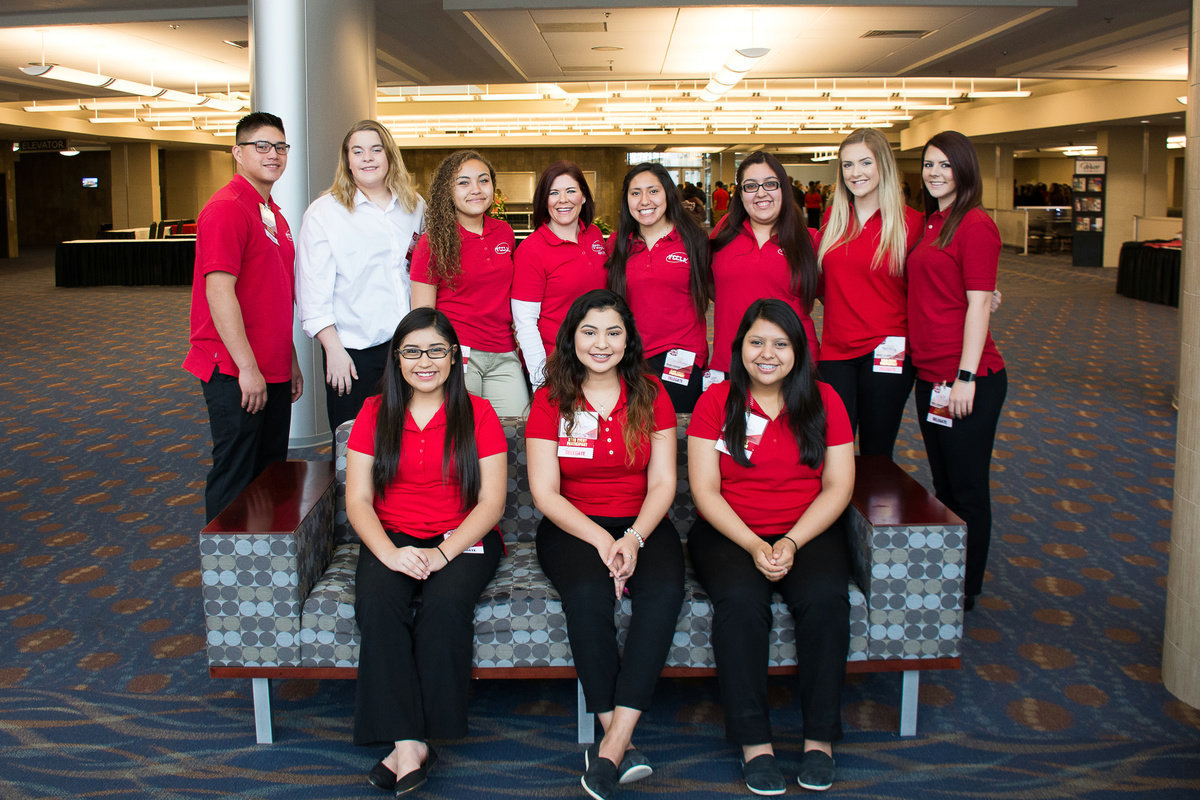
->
xmin=183 ymin=111 xmax=304 ymax=521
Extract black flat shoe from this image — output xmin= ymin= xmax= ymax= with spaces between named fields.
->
xmin=368 ymin=760 xmax=397 ymax=792
xmin=394 ymin=746 xmax=438 ymax=797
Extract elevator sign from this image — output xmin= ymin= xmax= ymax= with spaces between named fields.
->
xmin=18 ymin=139 xmax=68 ymax=152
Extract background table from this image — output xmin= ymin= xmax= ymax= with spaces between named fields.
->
xmin=1117 ymin=240 xmax=1180 ymax=307
xmin=55 ymin=238 xmax=196 ymax=287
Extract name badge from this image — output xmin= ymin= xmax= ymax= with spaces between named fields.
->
xmin=702 ymin=369 xmax=725 ymax=392
xmin=716 ymin=410 xmax=769 ymax=460
xmin=927 ymin=382 xmax=954 ymax=428
xmin=558 ymin=411 xmax=598 ymax=458
xmin=445 ymin=529 xmax=483 ymax=554
xmin=661 ymin=348 xmax=695 ymax=386
xmin=873 ymin=336 xmax=906 ymax=374
xmin=460 ymin=345 xmax=471 ymax=374
xmin=259 ymin=203 xmax=279 ymax=245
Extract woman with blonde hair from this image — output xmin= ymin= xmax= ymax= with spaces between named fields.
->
xmin=815 ymin=127 xmax=923 ymax=458
xmin=297 ymin=119 xmax=426 ymax=437
xmin=411 ymin=150 xmax=529 ymax=415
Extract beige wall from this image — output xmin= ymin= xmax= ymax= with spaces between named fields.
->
xmin=109 ymin=143 xmax=161 ymax=228
xmin=0 ymin=141 xmax=15 ymax=257
xmin=160 ymin=149 xmax=234 ymax=221
xmin=1014 ymin=157 xmax=1075 ymax=186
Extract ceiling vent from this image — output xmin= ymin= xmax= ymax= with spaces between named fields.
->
xmin=860 ymin=30 xmax=931 ymax=39
xmin=1056 ymin=64 xmax=1117 ymax=71
xmin=537 ymin=22 xmax=608 ymax=34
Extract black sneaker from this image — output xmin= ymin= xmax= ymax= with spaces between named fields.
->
xmin=585 ymin=745 xmax=653 ymax=785
xmin=582 ymin=745 xmax=620 ymax=800
xmin=797 ymin=749 xmax=835 ymax=792
xmin=741 ymin=753 xmax=786 ymax=796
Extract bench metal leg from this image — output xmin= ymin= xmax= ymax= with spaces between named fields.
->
xmin=577 ymin=680 xmax=595 ymax=745
xmin=252 ymin=678 xmax=274 ymax=744
xmin=899 ymin=671 xmax=918 ymax=737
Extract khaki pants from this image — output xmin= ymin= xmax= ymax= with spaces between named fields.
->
xmin=464 ymin=348 xmax=530 ymax=416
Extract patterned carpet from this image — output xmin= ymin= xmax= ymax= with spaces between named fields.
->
xmin=0 ymin=246 xmax=1197 ymax=799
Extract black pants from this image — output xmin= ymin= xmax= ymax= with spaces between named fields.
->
xmin=322 ymin=341 xmax=389 ymax=442
xmin=819 ymin=353 xmax=916 ymax=458
xmin=914 ymin=369 xmax=1007 ymax=598
xmin=688 ymin=519 xmax=850 ymax=744
xmin=645 ymin=350 xmax=703 ymax=413
xmin=353 ymin=528 xmax=502 ymax=745
xmin=200 ymin=368 xmax=291 ymax=522
xmin=536 ymin=515 xmax=684 ymax=713
xmin=807 ymin=208 xmax=822 ymax=229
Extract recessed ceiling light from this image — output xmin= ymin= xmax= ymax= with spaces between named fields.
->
xmin=592 ymin=46 xmax=622 ymax=52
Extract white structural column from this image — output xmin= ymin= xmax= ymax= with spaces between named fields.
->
xmin=1163 ymin=1 xmax=1200 ymax=710
xmin=978 ymin=144 xmax=1014 ymax=212
xmin=250 ymin=0 xmax=378 ymax=447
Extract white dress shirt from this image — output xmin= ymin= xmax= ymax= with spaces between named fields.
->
xmin=297 ymin=189 xmax=426 ymax=350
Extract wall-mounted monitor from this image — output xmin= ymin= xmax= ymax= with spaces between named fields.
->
xmin=81 ymin=177 xmax=98 ymax=188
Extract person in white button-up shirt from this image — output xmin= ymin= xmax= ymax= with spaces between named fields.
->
xmin=298 ymin=120 xmax=426 ymax=440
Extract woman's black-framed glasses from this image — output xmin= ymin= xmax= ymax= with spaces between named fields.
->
xmin=397 ymin=344 xmax=455 ymax=360
xmin=741 ymin=179 xmax=782 ymax=193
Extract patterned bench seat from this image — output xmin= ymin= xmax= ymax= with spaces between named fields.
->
xmin=201 ymin=416 xmax=966 ymax=744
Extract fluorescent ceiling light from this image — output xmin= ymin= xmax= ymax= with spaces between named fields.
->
xmin=23 ymin=102 xmax=82 ymax=112
xmin=59 ymin=148 xmax=81 ymax=156
xmin=87 ymin=116 xmax=141 ymax=124
xmin=106 ymin=77 xmax=162 ymax=96
xmin=21 ymin=64 xmax=110 ymax=87
xmin=967 ymin=90 xmax=1031 ymax=98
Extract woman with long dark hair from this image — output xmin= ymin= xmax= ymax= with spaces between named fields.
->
xmin=512 ymin=161 xmax=609 ymax=389
xmin=816 ymin=128 xmax=923 ymax=458
xmin=909 ymin=130 xmax=1007 ymax=611
xmin=709 ymin=151 xmax=820 ymax=381
xmin=688 ymin=299 xmax=854 ymax=795
xmin=410 ymin=150 xmax=529 ymax=415
xmin=346 ymin=308 xmax=507 ymax=795
xmin=606 ymin=162 xmax=711 ymax=412
xmin=297 ymin=119 xmax=425 ymax=437
xmin=526 ymin=289 xmax=683 ymax=800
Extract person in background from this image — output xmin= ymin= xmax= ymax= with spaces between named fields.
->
xmin=710 ymin=151 xmax=820 ymax=384
xmin=346 ymin=308 xmax=506 ymax=796
xmin=526 ymin=289 xmax=683 ymax=800
xmin=804 ymin=181 xmax=824 ymax=229
xmin=688 ymin=299 xmax=854 ymax=795
xmin=606 ymin=162 xmax=711 ymax=412
xmin=816 ymin=128 xmax=923 ymax=458
xmin=908 ymin=130 xmax=1008 ymax=612
xmin=512 ymin=161 xmax=609 ymax=389
xmin=297 ymin=119 xmax=425 ymax=441
xmin=712 ymin=180 xmax=730 ymax=225
xmin=411 ymin=150 xmax=529 ymax=416
xmin=183 ymin=111 xmax=303 ymax=521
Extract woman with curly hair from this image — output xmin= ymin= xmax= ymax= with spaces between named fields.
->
xmin=411 ymin=150 xmax=529 ymax=415
xmin=526 ymin=289 xmax=683 ymax=800
xmin=297 ymin=120 xmax=425 ymax=439
xmin=512 ymin=161 xmax=609 ymax=389
xmin=710 ymin=151 xmax=820 ymax=381
xmin=606 ymin=162 xmax=711 ymax=413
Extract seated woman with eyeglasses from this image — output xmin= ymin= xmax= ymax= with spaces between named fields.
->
xmin=709 ymin=152 xmax=821 ymax=384
xmin=526 ymin=289 xmax=684 ymax=800
xmin=345 ymin=307 xmax=507 ymax=796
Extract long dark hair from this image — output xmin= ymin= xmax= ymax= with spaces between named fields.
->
xmin=544 ymin=289 xmax=658 ymax=462
xmin=607 ymin=161 xmax=711 ymax=317
xmin=372 ymin=308 xmax=480 ymax=509
xmin=711 ymin=151 xmax=818 ymax=313
xmin=722 ymin=298 xmax=825 ymax=469
xmin=921 ymin=130 xmax=984 ymax=249
xmin=532 ymin=160 xmax=595 ymax=231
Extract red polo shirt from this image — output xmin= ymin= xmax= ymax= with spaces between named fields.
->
xmin=906 ymin=207 xmax=1005 ymax=382
xmin=818 ymin=205 xmax=923 ymax=361
xmin=610 ymin=228 xmax=708 ymax=367
xmin=713 ymin=186 xmax=729 ymax=212
xmin=688 ymin=380 xmax=852 ymax=537
xmin=184 ymin=175 xmax=296 ymax=383
xmin=511 ymin=222 xmax=609 ymax=352
xmin=348 ymin=394 xmax=506 ymax=538
xmin=710 ymin=221 xmax=819 ymax=372
xmin=410 ymin=215 xmax=516 ymax=353
xmin=526 ymin=377 xmax=676 ymax=516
